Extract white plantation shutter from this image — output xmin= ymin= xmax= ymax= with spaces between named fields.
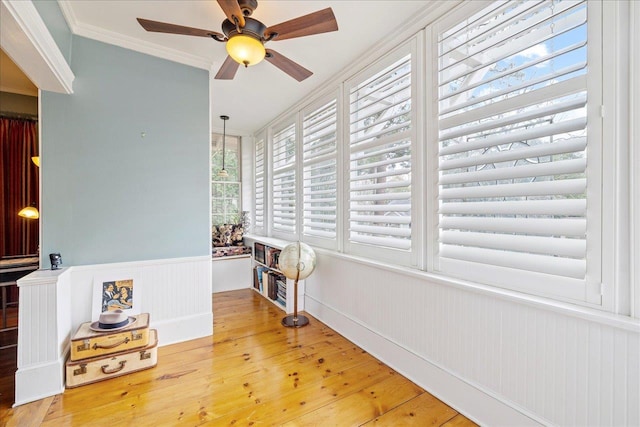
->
xmin=302 ymin=98 xmax=338 ymax=247
xmin=254 ymin=135 xmax=265 ymax=233
xmin=271 ymin=121 xmax=297 ymax=236
xmin=436 ymin=0 xmax=601 ymax=301
xmin=347 ymin=46 xmax=414 ymax=261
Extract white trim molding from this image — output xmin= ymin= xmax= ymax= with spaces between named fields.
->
xmin=15 ymin=268 xmax=72 ymax=407
xmin=631 ymin=0 xmax=640 ymax=320
xmin=0 ymin=0 xmax=74 ymax=93
xmin=57 ymin=0 xmax=212 ymax=71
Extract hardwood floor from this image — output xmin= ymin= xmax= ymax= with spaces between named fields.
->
xmin=1 ymin=289 xmax=477 ymax=426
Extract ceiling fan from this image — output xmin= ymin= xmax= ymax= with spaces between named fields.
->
xmin=137 ymin=0 xmax=338 ymax=82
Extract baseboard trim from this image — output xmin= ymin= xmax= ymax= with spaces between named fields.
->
xmin=152 ymin=312 xmax=213 ymax=347
xmin=14 ymin=359 xmax=65 ymax=407
xmin=305 ymin=296 xmax=543 ymax=427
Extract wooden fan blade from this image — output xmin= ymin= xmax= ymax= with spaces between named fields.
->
xmin=265 ymin=49 xmax=313 ymax=82
xmin=216 ymin=0 xmax=245 ymax=28
xmin=215 ymin=56 xmax=240 ymax=80
xmin=265 ymin=8 xmax=338 ymax=41
xmin=137 ymin=18 xmax=224 ymax=39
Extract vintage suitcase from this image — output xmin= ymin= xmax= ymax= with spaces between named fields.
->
xmin=70 ymin=313 xmax=150 ymax=361
xmin=66 ymin=329 xmax=158 ymax=388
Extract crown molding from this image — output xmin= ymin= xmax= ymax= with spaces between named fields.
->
xmin=58 ymin=0 xmax=213 ymax=71
xmin=1 ymin=0 xmax=74 ymax=93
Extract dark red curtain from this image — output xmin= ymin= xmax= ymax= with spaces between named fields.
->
xmin=0 ymin=117 xmax=39 ymax=257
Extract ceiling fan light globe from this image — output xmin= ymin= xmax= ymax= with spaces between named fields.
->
xmin=226 ymin=34 xmax=265 ymax=67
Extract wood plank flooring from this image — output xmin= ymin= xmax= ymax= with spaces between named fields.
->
xmin=0 ymin=289 xmax=477 ymax=426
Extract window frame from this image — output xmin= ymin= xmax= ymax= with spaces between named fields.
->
xmin=342 ymin=38 xmax=420 ymax=267
xmin=253 ymin=0 xmax=632 ymax=312
xmin=301 ymin=92 xmax=341 ymax=250
xmin=253 ymin=130 xmax=266 ymax=235
xmin=211 ymin=132 xmax=242 ymax=226
xmin=269 ymin=115 xmax=299 ymax=240
xmin=428 ymin=0 xmax=603 ymax=305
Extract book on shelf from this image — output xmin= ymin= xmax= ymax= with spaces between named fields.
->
xmin=267 ymin=272 xmax=275 ymax=300
xmin=276 ymin=277 xmax=286 ymax=306
xmin=254 ymin=243 xmax=265 ymax=264
xmin=266 ymin=247 xmax=281 ymax=269
xmin=262 ymin=270 xmax=271 ymax=296
xmin=254 ymin=266 xmax=267 ymax=292
xmin=253 ymin=242 xmax=266 ymax=264
xmin=266 ymin=271 xmax=287 ymax=301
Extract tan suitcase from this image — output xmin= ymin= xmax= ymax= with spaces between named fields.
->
xmin=70 ymin=313 xmax=150 ymax=361
xmin=66 ymin=329 xmax=158 ymax=388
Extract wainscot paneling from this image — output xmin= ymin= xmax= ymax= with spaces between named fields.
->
xmin=14 ymin=255 xmax=212 ymax=406
xmin=211 ymin=255 xmax=252 ymax=293
xmin=15 ymin=268 xmax=71 ymax=406
xmin=304 ymin=251 xmax=640 ymax=426
xmin=69 ymin=255 xmax=212 ymax=345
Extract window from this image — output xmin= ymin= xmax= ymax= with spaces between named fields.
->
xmin=254 ymin=133 xmax=266 ymax=234
xmin=250 ymin=0 xmax=626 ymax=308
xmin=346 ymin=44 xmax=415 ymax=264
xmin=271 ymin=120 xmax=297 ymax=237
xmin=434 ymin=0 xmax=601 ymax=303
xmin=211 ymin=133 xmax=241 ymax=225
xmin=302 ymin=97 xmax=338 ymax=248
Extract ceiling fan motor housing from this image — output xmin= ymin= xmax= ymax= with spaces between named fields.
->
xmin=238 ymin=0 xmax=258 ymax=16
xmin=222 ymin=16 xmax=266 ymax=41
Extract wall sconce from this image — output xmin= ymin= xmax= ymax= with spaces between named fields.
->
xmin=19 ymin=155 xmax=40 ymax=218
xmin=18 ymin=204 xmax=39 ymax=219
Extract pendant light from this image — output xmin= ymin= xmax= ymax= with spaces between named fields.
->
xmin=217 ymin=115 xmax=229 ymax=178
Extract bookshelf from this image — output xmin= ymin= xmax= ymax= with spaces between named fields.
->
xmin=243 ymin=235 xmax=305 ymax=314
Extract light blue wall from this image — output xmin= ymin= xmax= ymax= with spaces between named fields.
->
xmin=40 ymin=35 xmax=210 ymax=266
xmin=32 ymin=0 xmax=72 ymax=63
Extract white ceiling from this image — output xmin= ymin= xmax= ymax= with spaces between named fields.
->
xmin=59 ymin=0 xmax=431 ymax=135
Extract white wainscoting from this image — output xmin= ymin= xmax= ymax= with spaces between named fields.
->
xmin=15 ymin=268 xmax=71 ymax=406
xmin=15 ymin=255 xmax=212 ymax=406
xmin=211 ymin=255 xmax=252 ymax=293
xmin=304 ymin=251 xmax=640 ymax=426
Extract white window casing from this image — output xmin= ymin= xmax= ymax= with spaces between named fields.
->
xmin=433 ymin=0 xmax=602 ymax=304
xmin=253 ymin=133 xmax=266 ymax=234
xmin=344 ymin=41 xmax=417 ymax=266
xmin=302 ymin=95 xmax=339 ymax=249
xmin=270 ymin=118 xmax=297 ymax=239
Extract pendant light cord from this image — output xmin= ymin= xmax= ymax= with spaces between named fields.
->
xmin=221 ymin=116 xmax=227 ymax=171
xmin=219 ymin=115 xmax=229 ymax=177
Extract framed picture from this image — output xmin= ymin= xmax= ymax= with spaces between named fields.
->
xmin=92 ymin=273 xmax=141 ymax=320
